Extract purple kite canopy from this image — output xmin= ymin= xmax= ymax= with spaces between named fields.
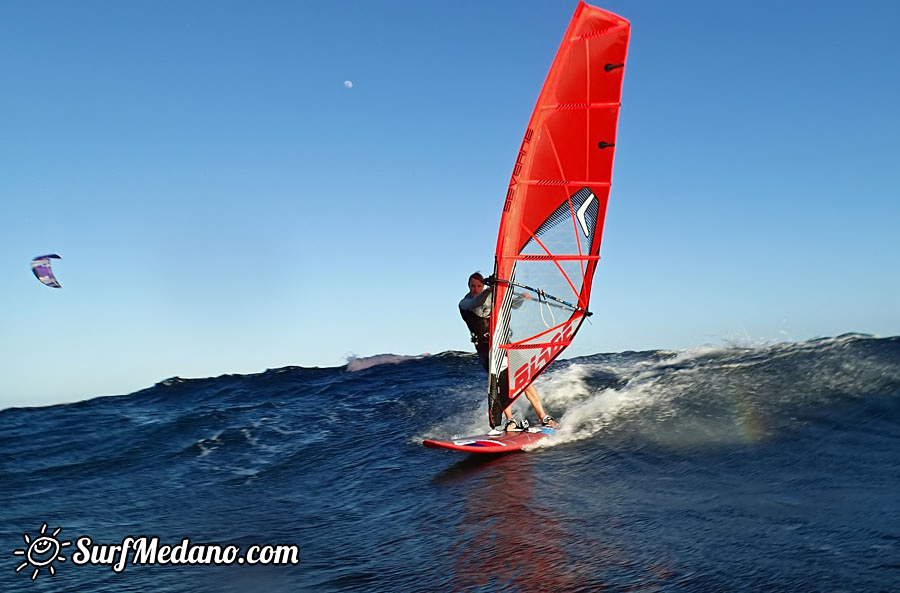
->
xmin=31 ymin=254 xmax=62 ymax=288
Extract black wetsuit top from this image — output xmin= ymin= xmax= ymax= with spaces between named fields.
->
xmin=459 ymin=288 xmax=491 ymax=371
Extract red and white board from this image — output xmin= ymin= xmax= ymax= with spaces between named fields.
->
xmin=423 ymin=427 xmax=556 ymax=454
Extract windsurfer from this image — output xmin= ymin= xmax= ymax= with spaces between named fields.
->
xmin=459 ymin=272 xmax=559 ymax=431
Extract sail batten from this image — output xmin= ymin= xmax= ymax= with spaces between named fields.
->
xmin=514 ymin=255 xmax=601 ymax=261
xmin=486 ymin=2 xmax=629 ymax=426
xmin=538 ymin=101 xmax=621 ymax=109
xmin=527 ymin=181 xmax=612 ymax=186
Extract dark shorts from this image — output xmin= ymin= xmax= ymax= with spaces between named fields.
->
xmin=476 ymin=343 xmax=489 ymax=372
xmin=474 ymin=343 xmax=512 ymax=427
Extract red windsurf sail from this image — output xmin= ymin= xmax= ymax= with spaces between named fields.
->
xmin=487 ymin=3 xmax=630 ymax=425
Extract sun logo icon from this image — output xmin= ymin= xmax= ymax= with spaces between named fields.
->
xmin=13 ymin=523 xmax=71 ymax=581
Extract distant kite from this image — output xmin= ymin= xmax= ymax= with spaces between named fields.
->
xmin=31 ymin=254 xmax=62 ymax=288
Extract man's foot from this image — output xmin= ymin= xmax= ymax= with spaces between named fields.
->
xmin=540 ymin=415 xmax=559 ymax=428
xmin=503 ymin=417 xmax=523 ymax=432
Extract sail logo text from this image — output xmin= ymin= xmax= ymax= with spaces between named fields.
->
xmin=513 ymin=322 xmax=574 ymax=391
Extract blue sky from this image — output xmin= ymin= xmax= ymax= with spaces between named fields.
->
xmin=3 ymin=0 xmax=899 ymax=409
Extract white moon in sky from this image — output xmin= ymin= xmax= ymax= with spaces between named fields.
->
xmin=344 ymin=80 xmax=353 ymax=88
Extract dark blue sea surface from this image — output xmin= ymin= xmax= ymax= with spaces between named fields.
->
xmin=2 ymin=334 xmax=900 ymax=592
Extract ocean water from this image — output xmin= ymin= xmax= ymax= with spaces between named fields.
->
xmin=2 ymin=334 xmax=899 ymax=592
